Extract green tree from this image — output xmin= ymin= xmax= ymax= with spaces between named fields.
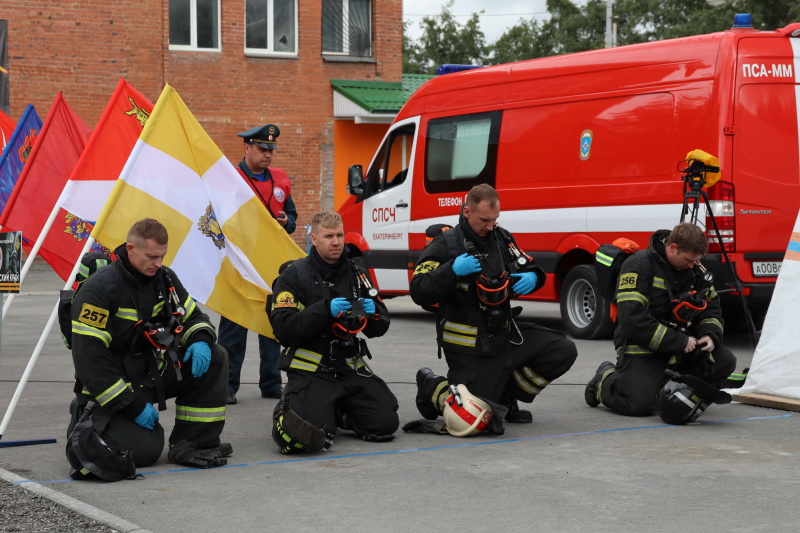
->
xmin=403 ymin=0 xmax=488 ymax=74
xmin=485 ymin=0 xmax=800 ymax=65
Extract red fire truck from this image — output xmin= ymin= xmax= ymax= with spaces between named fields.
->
xmin=339 ymin=15 xmax=800 ymax=339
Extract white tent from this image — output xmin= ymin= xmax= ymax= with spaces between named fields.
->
xmin=733 ymin=210 xmax=800 ymax=409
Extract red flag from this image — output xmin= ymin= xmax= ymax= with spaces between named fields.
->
xmin=0 ymin=93 xmax=92 ymax=280
xmin=58 ymin=78 xmax=153 ymax=223
xmin=0 ymin=109 xmax=15 ymax=150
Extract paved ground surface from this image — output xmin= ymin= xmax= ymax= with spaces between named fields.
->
xmin=0 ymin=260 xmax=797 ymax=533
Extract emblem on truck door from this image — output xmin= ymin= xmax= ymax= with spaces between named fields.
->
xmin=580 ymin=129 xmax=593 ymax=161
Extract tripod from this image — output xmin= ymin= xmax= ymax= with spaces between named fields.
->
xmin=679 ymin=162 xmax=760 ymax=345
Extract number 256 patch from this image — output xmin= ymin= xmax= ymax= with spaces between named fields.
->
xmin=78 ymin=303 xmax=110 ymax=328
xmin=618 ymin=273 xmax=638 ymax=290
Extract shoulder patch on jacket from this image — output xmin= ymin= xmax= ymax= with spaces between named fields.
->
xmin=273 ymin=291 xmax=297 ymax=309
xmin=414 ymin=260 xmax=440 ymax=276
xmin=618 ymin=272 xmax=638 ymax=290
xmin=77 ymin=303 xmax=111 ymax=328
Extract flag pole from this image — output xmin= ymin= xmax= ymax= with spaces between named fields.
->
xmin=1 ymin=201 xmax=63 ymax=320
xmin=0 ymin=236 xmax=94 ymax=445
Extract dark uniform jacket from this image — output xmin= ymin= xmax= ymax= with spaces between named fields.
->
xmin=269 ymin=250 xmax=389 ymax=373
xmin=614 ymin=229 xmax=724 ymax=358
xmin=71 ymin=245 xmax=216 ymax=420
xmin=410 ymin=217 xmax=545 ymax=357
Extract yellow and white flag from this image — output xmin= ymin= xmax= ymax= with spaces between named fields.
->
xmin=90 ymin=84 xmax=304 ymax=337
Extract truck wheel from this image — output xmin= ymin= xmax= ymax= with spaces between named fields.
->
xmin=560 ymin=265 xmax=614 ymax=340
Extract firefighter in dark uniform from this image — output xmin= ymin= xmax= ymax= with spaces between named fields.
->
xmin=410 ymin=184 xmax=578 ymax=427
xmin=69 ymin=219 xmax=231 ymax=472
xmin=585 ymin=222 xmax=737 ymax=416
xmin=220 ymin=123 xmax=297 ymax=404
xmin=269 ymin=212 xmax=398 ymax=453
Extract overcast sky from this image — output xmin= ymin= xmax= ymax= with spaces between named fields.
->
xmin=403 ymin=0 xmax=554 ymax=44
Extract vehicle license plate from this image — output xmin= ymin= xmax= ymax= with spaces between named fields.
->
xmin=752 ymin=261 xmax=781 ymax=277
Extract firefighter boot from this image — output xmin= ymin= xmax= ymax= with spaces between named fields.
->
xmin=585 ymin=361 xmax=615 ymax=407
xmin=501 ymin=396 xmax=533 ymax=424
xmin=416 ymin=367 xmax=447 ymax=420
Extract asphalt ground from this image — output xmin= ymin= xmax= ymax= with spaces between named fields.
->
xmin=1 ymin=261 xmax=798 ymax=533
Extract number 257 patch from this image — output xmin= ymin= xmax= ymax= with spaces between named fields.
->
xmin=618 ymin=273 xmax=638 ymax=290
xmin=78 ymin=303 xmax=110 ymax=328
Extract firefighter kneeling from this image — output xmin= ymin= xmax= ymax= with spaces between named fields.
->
xmin=269 ymin=212 xmax=399 ymax=454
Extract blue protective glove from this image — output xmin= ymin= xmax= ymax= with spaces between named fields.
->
xmin=183 ymin=341 xmax=212 ymax=378
xmin=360 ymin=297 xmax=376 ymax=315
xmin=510 ymin=272 xmax=538 ymax=295
xmin=134 ymin=403 xmax=159 ymax=430
xmin=330 ymin=297 xmax=353 ymax=318
xmin=452 ymin=253 xmax=482 ymax=277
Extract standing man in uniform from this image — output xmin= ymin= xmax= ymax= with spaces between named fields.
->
xmin=68 ymin=218 xmax=230 ymax=473
xmin=220 ymin=124 xmax=298 ymax=404
xmin=410 ymin=184 xmax=577 ymax=432
xmin=268 ymin=212 xmax=398 ymax=453
xmin=585 ymin=222 xmax=737 ymax=417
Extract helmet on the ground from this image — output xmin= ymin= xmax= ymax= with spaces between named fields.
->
xmin=442 ymin=384 xmax=493 ymax=437
xmin=66 ymin=403 xmax=136 ymax=481
xmin=656 ymin=378 xmax=708 ymax=425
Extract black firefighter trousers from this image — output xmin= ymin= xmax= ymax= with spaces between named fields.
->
xmin=69 ymin=344 xmax=229 ymax=467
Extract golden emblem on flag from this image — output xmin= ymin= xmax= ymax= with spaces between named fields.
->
xmin=198 ymin=203 xmax=226 ymax=249
xmin=124 ymin=97 xmax=151 ymax=127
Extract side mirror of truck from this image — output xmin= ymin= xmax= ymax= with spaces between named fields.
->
xmin=348 ymin=165 xmax=364 ymax=196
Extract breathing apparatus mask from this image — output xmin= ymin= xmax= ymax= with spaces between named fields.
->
xmin=476 ymin=271 xmax=511 ymax=307
xmin=670 ymin=265 xmax=714 ymax=325
xmin=331 ymin=298 xmax=368 ymax=340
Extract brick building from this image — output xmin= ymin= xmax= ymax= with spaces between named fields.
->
xmin=2 ymin=0 xmax=402 ymax=243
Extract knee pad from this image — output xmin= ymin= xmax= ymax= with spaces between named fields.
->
xmin=272 ymin=409 xmax=333 ymax=454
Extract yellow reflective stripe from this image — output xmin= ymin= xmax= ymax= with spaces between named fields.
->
xmin=151 ymin=301 xmax=164 ymax=317
xmin=616 ymin=291 xmax=648 ymax=307
xmin=653 ymin=277 xmax=666 ymax=290
xmin=115 ymin=307 xmax=138 ymax=321
xmin=182 ymin=296 xmax=197 ymax=319
xmin=96 ymin=379 xmax=129 ymax=406
xmin=512 ymin=367 xmax=550 ymax=395
xmin=346 ymin=357 xmax=366 ymax=370
xmin=708 ymin=287 xmax=718 ymax=299
xmin=697 ymin=317 xmax=723 ymax=331
xmin=182 ymin=323 xmax=215 ymax=344
xmin=456 ymin=282 xmax=470 ymax=291
xmin=442 ymin=332 xmax=476 ymax=347
xmin=649 ymin=323 xmax=668 ymax=351
xmin=71 ymin=320 xmax=112 ymax=347
xmin=433 ymin=381 xmax=450 ymax=411
xmin=596 ymin=251 xmax=613 ymax=267
xmin=175 ymin=405 xmax=226 ymax=422
xmin=289 ymin=349 xmax=324 ymax=372
xmin=443 ymin=321 xmax=477 ymax=335
xmin=624 ymin=344 xmax=653 ymax=356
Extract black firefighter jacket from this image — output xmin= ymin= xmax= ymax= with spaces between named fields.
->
xmin=409 ymin=222 xmax=545 ymax=358
xmin=614 ymin=229 xmax=724 ymax=359
xmin=269 ymin=254 xmax=389 ymax=373
xmin=71 ymin=248 xmax=216 ymax=420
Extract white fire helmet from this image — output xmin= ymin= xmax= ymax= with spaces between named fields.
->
xmin=442 ymin=384 xmax=493 ymax=437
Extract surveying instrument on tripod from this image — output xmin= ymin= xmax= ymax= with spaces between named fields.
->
xmin=678 ymin=149 xmax=760 ymax=345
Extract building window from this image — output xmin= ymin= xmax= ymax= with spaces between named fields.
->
xmin=169 ymin=0 xmax=221 ymax=51
xmin=322 ymin=0 xmax=371 ymax=57
xmin=245 ymin=0 xmax=297 ymax=55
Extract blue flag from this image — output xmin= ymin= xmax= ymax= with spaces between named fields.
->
xmin=0 ymin=105 xmax=42 ymax=215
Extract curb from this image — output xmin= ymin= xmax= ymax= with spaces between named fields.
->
xmin=0 ymin=466 xmax=152 ymax=533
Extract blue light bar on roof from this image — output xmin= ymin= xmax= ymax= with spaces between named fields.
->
xmin=436 ymin=64 xmax=484 ymax=75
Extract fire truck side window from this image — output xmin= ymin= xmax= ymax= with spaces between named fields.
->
xmin=424 ymin=111 xmax=500 ymax=194
xmin=364 ymin=124 xmax=416 ymax=197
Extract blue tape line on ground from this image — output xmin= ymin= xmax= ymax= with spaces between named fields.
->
xmin=29 ymin=412 xmax=793 ymax=485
